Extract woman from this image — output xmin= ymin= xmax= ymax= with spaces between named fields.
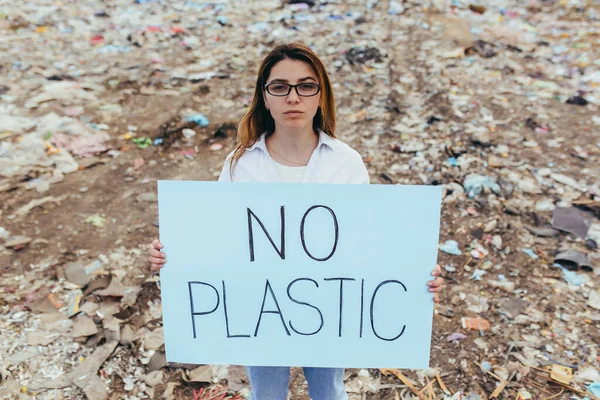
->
xmin=148 ymin=42 xmax=444 ymax=400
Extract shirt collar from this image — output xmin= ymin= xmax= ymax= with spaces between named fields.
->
xmin=247 ymin=130 xmax=336 ymax=152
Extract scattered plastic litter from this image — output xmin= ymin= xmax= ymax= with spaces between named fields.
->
xmin=461 ymin=317 xmax=491 ymax=332
xmin=184 ymin=114 xmax=210 ymax=127
xmin=1 ymin=0 xmax=599 ymax=399
xmin=440 ymin=240 xmax=462 ymax=256
xmin=132 ymin=137 xmax=152 ymax=149
xmin=521 ymin=248 xmax=539 ymax=260
xmin=463 ymin=174 xmax=501 ymax=198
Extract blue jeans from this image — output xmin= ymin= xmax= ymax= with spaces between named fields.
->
xmin=245 ymin=366 xmax=348 ymax=400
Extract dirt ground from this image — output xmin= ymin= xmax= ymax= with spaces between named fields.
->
xmin=1 ymin=0 xmax=599 ymax=399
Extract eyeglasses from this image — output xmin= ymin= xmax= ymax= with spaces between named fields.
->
xmin=264 ymin=82 xmax=321 ymax=97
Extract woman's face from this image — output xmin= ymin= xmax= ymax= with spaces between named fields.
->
xmin=263 ymin=59 xmax=321 ymax=132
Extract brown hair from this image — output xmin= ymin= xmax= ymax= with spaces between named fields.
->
xmin=228 ymin=42 xmax=336 ymax=178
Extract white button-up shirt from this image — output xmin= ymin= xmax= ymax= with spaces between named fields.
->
xmin=218 ymin=131 xmax=370 ymax=184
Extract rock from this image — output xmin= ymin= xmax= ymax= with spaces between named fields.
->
xmin=65 ymin=260 xmax=103 ymax=286
xmin=73 ymin=315 xmax=98 ymax=338
xmin=397 ymin=140 xmax=425 ymax=153
xmin=103 ymin=317 xmax=121 ymax=343
xmin=9 ymin=347 xmax=41 ymax=365
xmin=588 ymin=290 xmax=600 ymax=310
xmin=69 ymin=341 xmax=119 ymax=400
xmin=525 ymin=225 xmax=559 ymax=237
xmin=487 ymin=280 xmax=515 ymax=293
xmin=442 ymin=182 xmax=465 ymax=203
xmin=551 ymin=173 xmax=587 ymax=192
xmin=119 ymin=324 xmax=137 ymax=345
xmin=574 ymin=366 xmax=600 ymax=383
xmin=162 ymin=382 xmax=178 ymax=400
xmin=483 ymin=219 xmax=497 ymax=233
xmin=39 ymin=312 xmax=69 ymax=325
xmin=97 ymin=300 xmax=120 ymax=318
xmin=80 ymin=301 xmax=100 ymax=316
xmin=26 ymin=331 xmax=60 ymax=346
xmin=29 ymin=295 xmax=59 ymax=314
xmin=123 ymin=376 xmax=136 ymax=391
xmin=186 ymin=365 xmax=212 ymax=383
xmin=95 ymin=278 xmax=140 ymax=305
xmin=4 ymin=236 xmax=32 ymax=248
xmin=471 ymin=130 xmax=491 ymax=146
xmin=148 ymin=351 xmax=167 ymax=372
xmin=535 ymin=199 xmax=556 ymax=212
xmin=518 ymin=177 xmax=541 ymax=194
xmin=143 ymin=371 xmax=165 ymax=387
xmin=492 ymin=235 xmax=503 ymax=249
xmin=143 ymin=327 xmax=164 ymax=350
xmin=498 ymin=298 xmax=527 ymax=319
xmin=83 ymin=275 xmax=111 ymax=296
xmin=94 ymin=277 xmax=127 ymax=297
xmin=137 ymin=192 xmax=158 ymax=203
xmin=227 ymin=365 xmax=248 ymax=392
xmin=44 ymin=318 xmax=73 ymax=333
xmin=0 ymin=379 xmax=21 ymax=397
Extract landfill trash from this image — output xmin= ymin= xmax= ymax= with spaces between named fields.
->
xmin=184 ymin=113 xmax=210 ymax=127
xmin=469 ymin=269 xmax=486 ymax=280
xmin=566 ymin=94 xmax=589 ymax=106
xmin=50 ymin=133 xmax=109 ymax=157
xmin=525 ymin=225 xmax=558 ymax=237
xmin=554 ymin=249 xmax=594 ymax=271
xmin=461 ymin=317 xmax=491 ymax=331
xmin=521 ymin=248 xmax=538 ymax=260
xmin=84 ymin=214 xmax=105 ymax=228
xmin=447 ymin=332 xmax=467 ymax=343
xmin=440 ymin=240 xmax=462 ymax=255
xmin=470 ymin=245 xmax=488 ymax=259
xmin=516 ymin=388 xmax=532 ymax=399
xmin=487 ymin=280 xmax=515 ymax=293
xmin=346 ymin=47 xmax=384 ymax=65
xmin=182 ymin=128 xmax=196 ymax=141
xmin=132 ymin=137 xmax=153 ymax=149
xmin=1 ymin=0 xmax=599 ymax=398
xmin=4 ymin=236 xmax=32 ymax=249
xmin=588 ymin=382 xmax=600 ymax=397
xmin=463 ymin=174 xmax=501 ymax=198
xmin=550 ymin=364 xmax=573 ymax=385
xmin=588 ymin=290 xmax=600 ymax=310
xmin=552 ymin=264 xmax=591 ymax=287
xmin=65 ymin=260 xmax=104 ymax=286
xmin=552 ymin=207 xmax=593 ymax=239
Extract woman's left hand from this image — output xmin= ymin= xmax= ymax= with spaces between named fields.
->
xmin=427 ymin=264 xmax=444 ymax=304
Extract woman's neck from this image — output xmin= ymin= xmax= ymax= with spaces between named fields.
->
xmin=270 ymin=127 xmax=317 ymax=150
xmin=266 ymin=127 xmax=319 ymax=166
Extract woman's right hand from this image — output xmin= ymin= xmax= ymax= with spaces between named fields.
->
xmin=148 ymin=239 xmax=167 ymax=272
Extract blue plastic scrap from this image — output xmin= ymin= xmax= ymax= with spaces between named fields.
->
xmin=463 ymin=174 xmax=501 ymax=198
xmin=184 ymin=113 xmax=210 ymax=127
xmin=553 ymin=263 xmax=590 ymax=286
xmin=588 ymin=382 xmax=600 ymax=397
xmin=521 ymin=248 xmax=539 ymax=260
xmin=440 ymin=240 xmax=462 ymax=256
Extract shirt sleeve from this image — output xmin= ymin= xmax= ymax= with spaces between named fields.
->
xmin=348 ymin=150 xmax=370 ymax=184
xmin=217 ymin=151 xmax=234 ymax=182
